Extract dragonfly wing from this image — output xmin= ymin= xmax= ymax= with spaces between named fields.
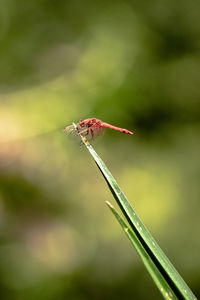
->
xmin=87 ymin=126 xmax=104 ymax=140
xmin=63 ymin=125 xmax=76 ymax=135
xmin=93 ymin=126 xmax=104 ymax=137
xmin=78 ymin=126 xmax=104 ymax=140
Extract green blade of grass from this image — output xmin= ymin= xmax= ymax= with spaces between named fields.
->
xmin=79 ymin=133 xmax=196 ymax=300
xmin=106 ymin=200 xmax=177 ymax=300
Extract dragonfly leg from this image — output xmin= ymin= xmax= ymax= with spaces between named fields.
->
xmin=90 ymin=129 xmax=96 ymax=140
xmin=78 ymin=128 xmax=89 ymax=136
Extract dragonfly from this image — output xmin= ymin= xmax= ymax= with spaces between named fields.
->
xmin=63 ymin=118 xmax=133 ymax=141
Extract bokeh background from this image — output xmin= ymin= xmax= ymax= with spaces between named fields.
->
xmin=0 ymin=0 xmax=200 ymax=299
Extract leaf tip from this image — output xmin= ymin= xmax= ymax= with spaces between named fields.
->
xmin=105 ymin=201 xmax=113 ymax=209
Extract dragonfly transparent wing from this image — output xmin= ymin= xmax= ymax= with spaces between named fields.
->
xmin=80 ymin=125 xmax=104 ymax=140
xmin=63 ymin=124 xmax=90 ymax=144
xmin=63 ymin=125 xmax=82 ymax=143
xmin=63 ymin=125 xmax=77 ymax=136
xmin=92 ymin=126 xmax=104 ymax=139
xmin=63 ymin=123 xmax=104 ymax=142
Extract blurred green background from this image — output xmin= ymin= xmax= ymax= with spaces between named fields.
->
xmin=0 ymin=0 xmax=200 ymax=299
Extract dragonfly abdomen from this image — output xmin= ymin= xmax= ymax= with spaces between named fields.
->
xmin=101 ymin=122 xmax=133 ymax=135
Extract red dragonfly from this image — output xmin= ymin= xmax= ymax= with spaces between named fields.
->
xmin=63 ymin=118 xmax=133 ymax=140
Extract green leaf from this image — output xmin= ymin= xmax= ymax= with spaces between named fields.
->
xmin=80 ymin=134 xmax=197 ymax=300
xmin=106 ymin=201 xmax=177 ymax=300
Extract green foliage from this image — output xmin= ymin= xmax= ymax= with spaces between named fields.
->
xmin=81 ymin=135 xmax=197 ymax=300
xmin=106 ymin=201 xmax=177 ymax=300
